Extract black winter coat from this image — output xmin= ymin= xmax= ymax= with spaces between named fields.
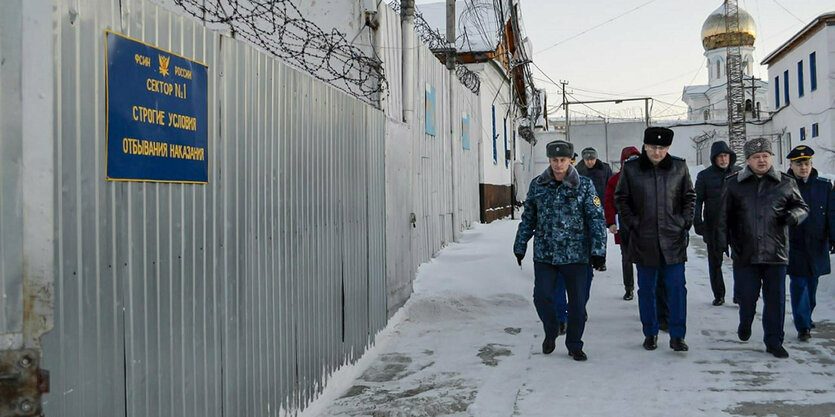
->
xmin=694 ymin=141 xmax=741 ymax=249
xmin=787 ymin=169 xmax=835 ymax=277
xmin=575 ymin=159 xmax=613 ymax=203
xmin=614 ymin=151 xmax=696 ymax=267
xmin=716 ymin=166 xmax=809 ymax=265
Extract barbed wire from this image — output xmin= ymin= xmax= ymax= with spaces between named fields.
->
xmin=456 ymin=64 xmax=481 ymax=94
xmin=173 ymin=0 xmax=386 ymax=104
xmin=388 ymin=1 xmax=480 ymax=94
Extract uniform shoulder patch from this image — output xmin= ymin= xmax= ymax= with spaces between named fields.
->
xmin=814 ymin=176 xmax=831 ymax=184
xmin=593 ymin=195 xmax=601 ymax=207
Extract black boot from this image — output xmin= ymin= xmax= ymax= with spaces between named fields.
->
xmin=738 ymin=324 xmax=751 ymax=341
xmin=643 ymin=335 xmax=657 ymax=350
xmin=542 ymin=337 xmax=556 ymax=355
xmin=798 ymin=328 xmax=811 ymax=341
xmin=569 ymin=349 xmax=588 ymax=361
xmin=766 ymin=345 xmax=789 ymax=358
xmin=712 ymin=297 xmax=724 ymax=306
xmin=670 ymin=338 xmax=689 ymax=352
xmin=623 ymin=289 xmax=633 ymax=301
xmin=558 ymin=322 xmax=567 ymax=335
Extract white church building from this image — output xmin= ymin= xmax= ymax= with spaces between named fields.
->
xmin=682 ymin=4 xmax=770 ymax=123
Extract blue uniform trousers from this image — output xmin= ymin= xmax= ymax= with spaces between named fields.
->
xmin=534 ymin=262 xmax=589 ymax=350
xmin=554 ymin=266 xmax=593 ymax=323
xmin=636 ymin=262 xmax=687 ymax=338
xmin=789 ymin=275 xmax=819 ymax=332
xmin=735 ymin=264 xmax=787 ymax=348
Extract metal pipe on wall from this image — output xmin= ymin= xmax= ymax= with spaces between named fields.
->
xmin=401 ymin=0 xmax=415 ymax=124
xmin=446 ymin=0 xmax=460 ymax=241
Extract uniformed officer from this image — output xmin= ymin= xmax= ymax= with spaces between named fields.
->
xmin=514 ymin=140 xmax=607 ymax=361
xmin=785 ymin=145 xmax=835 ymax=341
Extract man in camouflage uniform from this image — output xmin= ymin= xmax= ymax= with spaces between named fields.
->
xmin=514 ymin=140 xmax=607 ymax=361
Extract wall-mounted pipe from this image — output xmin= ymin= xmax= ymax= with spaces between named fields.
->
xmin=401 ymin=0 xmax=415 ymax=124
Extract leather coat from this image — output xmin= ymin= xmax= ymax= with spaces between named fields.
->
xmin=716 ymin=166 xmax=809 ymax=265
xmin=614 ymin=151 xmax=696 ymax=267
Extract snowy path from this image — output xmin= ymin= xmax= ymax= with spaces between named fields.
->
xmin=302 ymin=220 xmax=835 ymax=417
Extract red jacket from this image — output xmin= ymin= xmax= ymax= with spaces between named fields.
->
xmin=604 ymin=146 xmax=640 ymax=245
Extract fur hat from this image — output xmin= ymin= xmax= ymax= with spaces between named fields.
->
xmin=643 ymin=127 xmax=674 ymax=146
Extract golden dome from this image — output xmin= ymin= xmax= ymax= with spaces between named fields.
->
xmin=701 ymin=4 xmax=756 ymax=50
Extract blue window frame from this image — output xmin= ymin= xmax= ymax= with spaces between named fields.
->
xmin=810 ymin=52 xmax=817 ymax=91
xmin=503 ymin=117 xmax=509 ymax=168
xmin=784 ymin=70 xmax=790 ymax=105
xmin=491 ymin=105 xmax=497 ymax=164
xmin=797 ymin=61 xmax=804 ymax=97
xmin=774 ymin=76 xmax=780 ymax=108
xmin=812 ymin=123 xmax=819 ymax=138
xmin=800 ymin=127 xmax=806 ymax=141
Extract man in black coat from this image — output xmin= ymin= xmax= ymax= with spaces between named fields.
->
xmin=575 ymin=147 xmax=613 ymax=203
xmin=785 ymin=145 xmax=835 ymax=341
xmin=615 ymin=127 xmax=696 ymax=352
xmin=694 ymin=141 xmax=742 ymax=306
xmin=717 ymin=138 xmax=808 ymax=358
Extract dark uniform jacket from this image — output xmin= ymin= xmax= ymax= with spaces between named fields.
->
xmin=614 ymin=151 xmax=696 ymax=267
xmin=694 ymin=141 xmax=742 ymax=249
xmin=716 ymin=166 xmax=809 ymax=265
xmin=575 ymin=159 xmax=613 ymax=203
xmin=514 ymin=165 xmax=607 ymax=265
xmin=787 ymin=168 xmax=835 ymax=277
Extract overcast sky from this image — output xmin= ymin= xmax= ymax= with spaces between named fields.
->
xmin=416 ymin=0 xmax=831 ymax=120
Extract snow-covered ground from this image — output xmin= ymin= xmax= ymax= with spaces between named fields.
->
xmin=301 ymin=220 xmax=835 ymax=417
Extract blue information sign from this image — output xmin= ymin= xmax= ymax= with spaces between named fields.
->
xmin=106 ymin=31 xmax=208 ymax=183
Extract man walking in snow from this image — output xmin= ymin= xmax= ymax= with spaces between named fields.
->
xmin=716 ymin=138 xmax=808 ymax=358
xmin=514 ymin=140 xmax=607 ymax=361
xmin=614 ymin=127 xmax=696 ymax=353
xmin=784 ymin=145 xmax=834 ymax=342
xmin=604 ymin=146 xmax=641 ymax=300
xmin=694 ymin=141 xmax=742 ymax=306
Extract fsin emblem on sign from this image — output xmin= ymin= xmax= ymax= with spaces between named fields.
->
xmin=105 ymin=30 xmax=208 ymax=183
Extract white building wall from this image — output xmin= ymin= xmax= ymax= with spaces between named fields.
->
xmin=476 ymin=62 xmax=513 ymax=186
xmin=767 ymin=25 xmax=835 ymax=175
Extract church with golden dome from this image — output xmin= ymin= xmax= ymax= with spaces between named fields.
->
xmin=682 ymin=4 xmax=770 ymax=122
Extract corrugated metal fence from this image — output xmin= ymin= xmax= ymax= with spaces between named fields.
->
xmin=377 ymin=4 xmax=482 ymax=314
xmin=42 ymin=0 xmax=386 ymax=416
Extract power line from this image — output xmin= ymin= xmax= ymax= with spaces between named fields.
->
xmin=771 ymin=0 xmax=805 ymax=24
xmin=534 ymin=0 xmax=659 ymax=55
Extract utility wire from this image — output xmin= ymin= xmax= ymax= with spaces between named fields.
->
xmin=771 ymin=0 xmax=805 ymax=24
xmin=534 ymin=0 xmax=659 ymax=55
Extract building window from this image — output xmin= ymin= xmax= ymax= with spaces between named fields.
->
xmin=774 ymin=76 xmax=780 ymax=108
xmin=797 ymin=60 xmax=804 ymax=97
xmin=503 ymin=117 xmax=508 ymax=168
xmin=716 ymin=60 xmax=720 ymax=78
xmin=491 ymin=105 xmax=497 ymax=164
xmin=704 ymin=110 xmax=710 ymax=121
xmin=810 ymin=52 xmax=817 ymax=91
xmin=745 ymin=99 xmax=753 ymax=112
xmin=812 ymin=123 xmax=819 ymax=138
xmin=784 ymin=70 xmax=790 ymax=105
xmin=800 ymin=127 xmax=806 ymax=141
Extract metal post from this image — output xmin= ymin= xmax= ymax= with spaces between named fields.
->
xmin=401 ymin=0 xmax=415 ymax=124
xmin=446 ymin=0 xmax=460 ymax=241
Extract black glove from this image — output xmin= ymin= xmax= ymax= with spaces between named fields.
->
xmin=515 ymin=253 xmax=524 ymax=266
xmin=590 ymin=255 xmax=606 ymax=271
xmin=694 ymin=222 xmax=705 ymax=236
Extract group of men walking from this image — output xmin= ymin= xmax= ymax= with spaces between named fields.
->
xmin=514 ymin=126 xmax=834 ymax=361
